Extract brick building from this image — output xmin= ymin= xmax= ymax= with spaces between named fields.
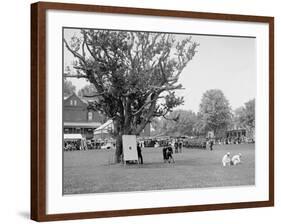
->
xmin=63 ymin=93 xmax=104 ymax=139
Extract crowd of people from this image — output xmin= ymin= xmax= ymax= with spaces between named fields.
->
xmin=213 ymin=136 xmax=255 ymax=145
xmin=64 ymin=140 xmax=82 ymax=151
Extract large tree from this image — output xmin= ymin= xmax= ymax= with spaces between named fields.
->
xmin=198 ymin=89 xmax=232 ymax=137
xmin=64 ymin=29 xmax=199 ymax=162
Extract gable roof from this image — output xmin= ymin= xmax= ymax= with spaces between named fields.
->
xmin=64 ymin=92 xmax=99 ymax=106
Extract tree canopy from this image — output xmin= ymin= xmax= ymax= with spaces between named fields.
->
xmin=64 ymin=29 xmax=199 ymax=162
xmin=234 ymin=99 xmax=255 ymax=129
xmin=64 ymin=30 xmax=198 ymax=132
xmin=152 ymin=109 xmax=198 ymax=136
xmin=197 ymin=89 xmax=232 ymax=136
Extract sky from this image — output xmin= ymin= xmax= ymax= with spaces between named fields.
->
xmin=64 ymin=29 xmax=256 ymax=112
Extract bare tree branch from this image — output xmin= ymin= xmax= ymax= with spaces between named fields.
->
xmin=63 ymin=38 xmax=86 ymax=64
xmin=83 ymin=91 xmax=106 ymax=98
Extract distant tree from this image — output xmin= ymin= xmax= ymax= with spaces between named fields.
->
xmin=193 ymin=112 xmax=207 ymax=136
xmin=198 ymin=89 xmax=232 ymax=137
xmin=64 ymin=79 xmax=76 ymax=97
xmin=153 ymin=110 xmax=198 ymax=136
xmin=232 ymin=106 xmax=243 ymax=127
xmin=234 ymin=99 xmax=255 ymax=138
xmin=78 ymin=84 xmax=97 ymax=97
xmin=64 ymin=29 xmax=199 ymax=162
xmin=238 ymin=99 xmax=255 ymax=128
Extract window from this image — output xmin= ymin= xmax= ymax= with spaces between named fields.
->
xmin=88 ymin=112 xmax=93 ymax=121
xmin=70 ymin=100 xmax=73 ymax=106
xmin=74 ymin=100 xmax=77 ymax=106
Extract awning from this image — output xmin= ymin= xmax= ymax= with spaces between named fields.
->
xmin=94 ymin=119 xmax=113 ymax=134
xmin=64 ymin=121 xmax=101 ymax=129
xmin=64 ymin=134 xmax=84 ymax=140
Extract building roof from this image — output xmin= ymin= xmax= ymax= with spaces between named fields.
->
xmin=64 ymin=92 xmax=99 ymax=106
xmin=94 ymin=119 xmax=113 ymax=131
xmin=64 ymin=121 xmax=101 ymax=128
xmin=93 ymin=120 xmax=114 ymax=135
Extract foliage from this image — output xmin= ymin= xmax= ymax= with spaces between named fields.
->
xmin=235 ymin=99 xmax=255 ymax=129
xmin=197 ymin=89 xmax=232 ymax=136
xmin=64 ymin=79 xmax=76 ymax=97
xmin=233 ymin=99 xmax=255 ymax=140
xmin=152 ymin=109 xmax=198 ymax=136
xmin=77 ymin=84 xmax=97 ymax=97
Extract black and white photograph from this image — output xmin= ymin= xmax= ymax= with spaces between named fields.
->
xmin=62 ymin=27 xmax=256 ymax=195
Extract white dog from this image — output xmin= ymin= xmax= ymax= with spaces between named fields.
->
xmin=222 ymin=152 xmax=231 ymax=167
xmin=231 ymin=153 xmax=242 ymax=165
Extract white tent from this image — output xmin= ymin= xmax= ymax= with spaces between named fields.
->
xmin=64 ymin=134 xmax=88 ymax=150
xmin=94 ymin=120 xmax=113 ymax=133
xmin=93 ymin=120 xmax=114 ymax=140
xmin=64 ymin=134 xmax=84 ymax=140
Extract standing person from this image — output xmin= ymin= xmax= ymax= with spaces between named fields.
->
xmin=76 ymin=140 xmax=80 ymax=151
xmin=179 ymin=140 xmax=183 ymax=153
xmin=137 ymin=143 xmax=143 ymax=164
xmin=174 ymin=141 xmax=178 ymax=153
xmin=209 ymin=139 xmax=214 ymax=151
xmin=163 ymin=146 xmax=168 ymax=162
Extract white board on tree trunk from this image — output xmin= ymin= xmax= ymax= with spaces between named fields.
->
xmin=122 ymin=135 xmax=138 ymax=161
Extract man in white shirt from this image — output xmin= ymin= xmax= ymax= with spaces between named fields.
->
xmin=231 ymin=153 xmax=242 ymax=165
xmin=222 ymin=152 xmax=231 ymax=167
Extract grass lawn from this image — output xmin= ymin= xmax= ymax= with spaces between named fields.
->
xmin=63 ymin=144 xmax=255 ymax=194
